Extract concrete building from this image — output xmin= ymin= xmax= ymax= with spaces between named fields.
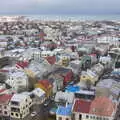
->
xmin=0 ymin=90 xmax=13 ymax=117
xmin=6 ymin=71 xmax=29 ymax=92
xmin=31 ymin=88 xmax=46 ymax=104
xmin=10 ymin=94 xmax=32 ymax=119
xmin=72 ymin=96 xmax=117 ymax=120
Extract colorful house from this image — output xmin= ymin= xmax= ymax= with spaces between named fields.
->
xmin=72 ymin=96 xmax=117 ymax=120
xmin=56 ymin=104 xmax=72 ymax=120
xmin=35 ymin=80 xmax=53 ymax=98
xmin=0 ymin=91 xmax=13 ymax=117
xmin=10 ymin=94 xmax=32 ymax=119
xmin=54 ymin=67 xmax=73 ymax=86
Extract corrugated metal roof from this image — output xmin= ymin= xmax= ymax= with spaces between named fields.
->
xmin=73 ymin=99 xmax=91 ymax=113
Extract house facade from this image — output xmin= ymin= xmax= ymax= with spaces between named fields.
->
xmin=72 ymin=97 xmax=117 ymax=120
xmin=0 ymin=92 xmax=13 ymax=117
xmin=31 ymin=88 xmax=46 ymax=104
xmin=10 ymin=94 xmax=32 ymax=119
xmin=6 ymin=71 xmax=29 ymax=92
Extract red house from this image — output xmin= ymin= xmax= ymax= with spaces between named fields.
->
xmin=16 ymin=61 xmax=29 ymax=69
xmin=54 ymin=67 xmax=73 ymax=86
xmin=44 ymin=56 xmax=56 ymax=65
xmin=0 ymin=89 xmax=13 ymax=117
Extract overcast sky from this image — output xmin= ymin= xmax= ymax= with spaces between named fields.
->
xmin=0 ymin=0 xmax=120 ymax=15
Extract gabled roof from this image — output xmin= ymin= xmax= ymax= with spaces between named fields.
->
xmin=89 ymin=96 xmax=116 ymax=117
xmin=11 ymin=94 xmax=29 ymax=102
xmin=72 ymin=97 xmax=116 ymax=117
xmin=16 ymin=61 xmax=29 ymax=69
xmin=45 ymin=56 xmax=56 ymax=65
xmin=0 ymin=94 xmax=13 ymax=104
xmin=38 ymin=80 xmax=52 ymax=89
xmin=32 ymin=88 xmax=45 ymax=97
xmin=73 ymin=99 xmax=91 ymax=113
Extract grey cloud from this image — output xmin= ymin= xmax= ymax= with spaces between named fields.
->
xmin=0 ymin=0 xmax=120 ymax=14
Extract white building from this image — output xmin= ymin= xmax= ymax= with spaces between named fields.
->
xmin=6 ymin=71 xmax=29 ymax=92
xmin=55 ymin=91 xmax=74 ymax=105
xmin=10 ymin=94 xmax=32 ymax=119
xmin=32 ymin=88 xmax=46 ymax=104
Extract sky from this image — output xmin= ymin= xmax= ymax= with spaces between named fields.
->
xmin=0 ymin=0 xmax=120 ymax=15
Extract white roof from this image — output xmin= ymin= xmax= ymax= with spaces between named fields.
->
xmin=76 ymin=89 xmax=95 ymax=95
xmin=9 ymin=71 xmax=27 ymax=78
xmin=32 ymin=88 xmax=45 ymax=97
xmin=11 ymin=94 xmax=29 ymax=102
xmin=55 ymin=91 xmax=74 ymax=103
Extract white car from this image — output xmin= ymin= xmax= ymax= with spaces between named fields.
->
xmin=30 ymin=111 xmax=37 ymax=117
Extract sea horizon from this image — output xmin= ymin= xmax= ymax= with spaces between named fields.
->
xmin=0 ymin=14 xmax=120 ymax=21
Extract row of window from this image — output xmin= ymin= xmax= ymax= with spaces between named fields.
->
xmin=0 ymin=111 xmax=8 ymax=115
xmin=11 ymin=110 xmax=28 ymax=118
xmin=86 ymin=115 xmax=109 ymax=120
xmin=58 ymin=117 xmax=69 ymax=120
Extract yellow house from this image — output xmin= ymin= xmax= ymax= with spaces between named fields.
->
xmin=80 ymin=70 xmax=98 ymax=85
xmin=35 ymin=80 xmax=53 ymax=98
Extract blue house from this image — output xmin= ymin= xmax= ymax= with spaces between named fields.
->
xmin=56 ymin=104 xmax=72 ymax=120
xmin=65 ymin=85 xmax=80 ymax=93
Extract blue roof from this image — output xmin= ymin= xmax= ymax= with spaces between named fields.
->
xmin=56 ymin=104 xmax=72 ymax=116
xmin=65 ymin=85 xmax=80 ymax=93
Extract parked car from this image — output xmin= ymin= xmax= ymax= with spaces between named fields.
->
xmin=30 ymin=111 xmax=37 ymax=117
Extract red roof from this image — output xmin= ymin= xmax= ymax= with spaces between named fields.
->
xmin=73 ymin=99 xmax=91 ymax=113
xmin=0 ymin=89 xmax=6 ymax=93
xmin=0 ymin=70 xmax=9 ymax=72
xmin=0 ymin=94 xmax=13 ymax=104
xmin=16 ymin=61 xmax=29 ymax=69
xmin=38 ymin=80 xmax=52 ymax=89
xmin=39 ymin=31 xmax=46 ymax=37
xmin=73 ymin=97 xmax=116 ymax=117
xmin=45 ymin=56 xmax=56 ymax=65
xmin=89 ymin=96 xmax=116 ymax=117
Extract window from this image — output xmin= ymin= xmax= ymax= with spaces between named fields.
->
xmin=0 ymin=110 xmax=2 ymax=113
xmin=11 ymin=113 xmax=14 ymax=116
xmin=58 ymin=117 xmax=62 ymax=120
xmin=66 ymin=118 xmax=69 ymax=120
xmin=72 ymin=113 xmax=75 ymax=119
xmin=86 ymin=115 xmax=89 ymax=119
xmin=16 ymin=113 xmax=19 ymax=117
xmin=79 ymin=114 xmax=82 ymax=120
xmin=96 ymin=117 xmax=99 ymax=120
xmin=93 ymin=116 xmax=95 ymax=119
xmin=4 ymin=111 xmax=7 ymax=115
xmin=11 ymin=107 xmax=20 ymax=112
xmin=11 ymin=101 xmax=19 ymax=106
xmin=4 ymin=106 xmax=7 ymax=109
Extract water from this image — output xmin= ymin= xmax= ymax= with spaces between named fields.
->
xmin=25 ymin=14 xmax=120 ymax=21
